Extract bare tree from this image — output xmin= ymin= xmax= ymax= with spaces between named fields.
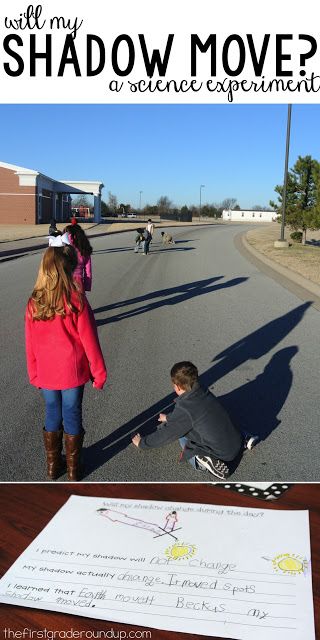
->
xmin=72 ymin=195 xmax=91 ymax=208
xmin=157 ymin=196 xmax=172 ymax=216
xmin=108 ymin=191 xmax=118 ymax=214
xmin=157 ymin=196 xmax=173 ymax=212
xmin=221 ymin=198 xmax=238 ymax=210
xmin=252 ymin=204 xmax=273 ymax=211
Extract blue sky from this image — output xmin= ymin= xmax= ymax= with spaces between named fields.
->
xmin=0 ymin=104 xmax=319 ymax=209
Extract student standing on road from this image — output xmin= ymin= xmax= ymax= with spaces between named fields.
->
xmin=48 ymin=218 xmax=60 ymax=237
xmin=132 ymin=361 xmax=257 ymax=479
xmin=64 ymin=223 xmax=93 ymax=292
xmin=25 ymin=245 xmax=107 ymax=481
xmin=142 ymin=227 xmax=152 ymax=255
xmin=146 ymin=218 xmax=155 ymax=239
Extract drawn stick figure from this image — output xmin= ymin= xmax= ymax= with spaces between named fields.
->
xmin=97 ymin=508 xmax=181 ymax=540
xmin=164 ymin=511 xmax=178 ymax=532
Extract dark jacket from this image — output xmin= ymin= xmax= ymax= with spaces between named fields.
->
xmin=48 ymin=224 xmax=59 ymax=237
xmin=139 ymin=382 xmax=242 ymax=462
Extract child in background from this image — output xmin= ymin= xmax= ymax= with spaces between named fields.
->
xmin=146 ymin=218 xmax=155 ymax=240
xmin=161 ymin=231 xmax=175 ymax=245
xmin=64 ymin=224 xmax=93 ymax=292
xmin=134 ymin=228 xmax=145 ymax=253
xmin=25 ymin=245 xmax=107 ymax=481
xmin=142 ymin=227 xmax=152 ymax=255
xmin=132 ymin=361 xmax=256 ymax=480
xmin=48 ymin=218 xmax=60 ymax=237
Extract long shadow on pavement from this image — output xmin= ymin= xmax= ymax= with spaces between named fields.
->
xmin=95 ymin=275 xmax=248 ymax=326
xmin=94 ymin=276 xmax=223 ymax=315
xmin=93 ymin=245 xmax=195 ymax=256
xmin=219 ymin=346 xmax=298 ymax=441
xmin=93 ymin=246 xmax=140 ymax=254
xmin=153 ymin=247 xmax=195 ymax=253
xmin=175 ymin=238 xmax=199 ymax=242
xmin=82 ymin=301 xmax=311 ymax=479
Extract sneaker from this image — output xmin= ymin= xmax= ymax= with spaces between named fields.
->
xmin=194 ymin=458 xmax=207 ymax=472
xmin=195 ymin=455 xmax=230 ymax=480
xmin=244 ymin=435 xmax=259 ymax=451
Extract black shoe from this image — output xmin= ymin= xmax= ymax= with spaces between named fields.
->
xmin=195 ymin=455 xmax=230 ymax=480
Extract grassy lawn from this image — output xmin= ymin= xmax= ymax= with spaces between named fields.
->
xmin=246 ymin=225 xmax=320 ymax=286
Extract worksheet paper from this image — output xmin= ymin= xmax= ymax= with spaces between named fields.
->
xmin=0 ymin=496 xmax=315 ymax=640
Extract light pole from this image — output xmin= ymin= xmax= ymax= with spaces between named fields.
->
xmin=274 ymin=105 xmax=291 ymax=248
xmin=199 ymin=184 xmax=205 ymax=222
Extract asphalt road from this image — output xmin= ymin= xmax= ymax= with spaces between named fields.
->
xmin=1 ymin=224 xmax=319 ymax=482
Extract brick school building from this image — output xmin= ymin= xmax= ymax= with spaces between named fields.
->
xmin=0 ymin=161 xmax=103 ymax=224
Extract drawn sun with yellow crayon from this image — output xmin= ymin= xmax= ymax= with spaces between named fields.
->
xmin=165 ymin=542 xmax=197 ymax=561
xmin=272 ymin=553 xmax=308 ymax=575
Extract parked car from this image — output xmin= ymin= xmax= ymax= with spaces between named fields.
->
xmin=127 ymin=212 xmax=137 ymax=218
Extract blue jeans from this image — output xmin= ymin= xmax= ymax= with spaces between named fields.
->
xmin=179 ymin=437 xmax=197 ymax=469
xmin=41 ymin=386 xmax=85 ymax=435
xmin=143 ymin=239 xmax=151 ymax=254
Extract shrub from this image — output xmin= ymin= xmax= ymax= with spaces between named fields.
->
xmin=290 ymin=231 xmax=303 ymax=242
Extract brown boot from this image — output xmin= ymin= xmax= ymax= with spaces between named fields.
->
xmin=64 ymin=430 xmax=84 ymax=481
xmin=43 ymin=428 xmax=64 ymax=480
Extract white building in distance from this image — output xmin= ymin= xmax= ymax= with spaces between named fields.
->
xmin=222 ymin=209 xmax=277 ymax=222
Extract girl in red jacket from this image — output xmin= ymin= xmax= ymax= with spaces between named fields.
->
xmin=25 ymin=245 xmax=107 ymax=481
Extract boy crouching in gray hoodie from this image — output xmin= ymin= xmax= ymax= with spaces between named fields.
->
xmin=132 ymin=361 xmax=257 ymax=480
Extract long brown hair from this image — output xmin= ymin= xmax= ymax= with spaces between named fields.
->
xmin=28 ymin=246 xmax=83 ymax=321
xmin=64 ymin=224 xmax=93 ymax=258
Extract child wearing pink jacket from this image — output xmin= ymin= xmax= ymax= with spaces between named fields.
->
xmin=64 ymin=223 xmax=92 ymax=292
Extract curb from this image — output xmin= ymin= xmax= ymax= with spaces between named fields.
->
xmin=240 ymin=231 xmax=320 ymax=306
